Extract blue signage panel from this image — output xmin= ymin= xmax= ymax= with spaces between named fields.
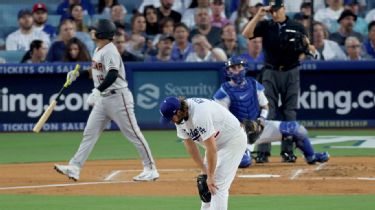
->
xmin=132 ymin=70 xmax=220 ymax=128
xmin=297 ymin=70 xmax=375 ymax=128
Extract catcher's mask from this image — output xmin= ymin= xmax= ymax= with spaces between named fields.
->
xmin=225 ymin=56 xmax=248 ymax=85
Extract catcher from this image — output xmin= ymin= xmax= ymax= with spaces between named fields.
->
xmin=242 ymin=119 xmax=330 ymax=166
xmin=214 ymin=56 xmax=329 ymax=167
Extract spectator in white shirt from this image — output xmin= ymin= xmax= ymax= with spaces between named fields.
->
xmin=313 ymin=21 xmax=346 ymax=60
xmin=6 ymin=9 xmax=50 ymax=51
xmin=314 ymin=0 xmax=345 ymax=33
xmin=32 ymin=3 xmax=57 ymax=40
xmin=365 ymin=8 xmax=375 ymax=23
xmin=182 ymin=0 xmax=210 ymax=30
xmin=138 ymin=0 xmax=191 ymax=15
xmin=186 ymin=34 xmax=220 ymax=62
xmin=284 ymin=0 xmax=326 ymax=13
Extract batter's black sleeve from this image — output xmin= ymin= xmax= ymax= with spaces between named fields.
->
xmin=97 ymin=69 xmax=118 ymax=92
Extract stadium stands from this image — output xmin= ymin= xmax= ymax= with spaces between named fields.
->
xmin=0 ymin=50 xmax=26 ymax=63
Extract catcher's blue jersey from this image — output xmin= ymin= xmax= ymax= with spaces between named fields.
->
xmin=214 ymin=78 xmax=262 ymax=122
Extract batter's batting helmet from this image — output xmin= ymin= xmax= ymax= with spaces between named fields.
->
xmin=91 ymin=19 xmax=116 ymax=40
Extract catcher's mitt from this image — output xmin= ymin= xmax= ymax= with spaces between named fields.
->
xmin=197 ymin=174 xmax=211 ymax=203
xmin=243 ymin=118 xmax=265 ymax=144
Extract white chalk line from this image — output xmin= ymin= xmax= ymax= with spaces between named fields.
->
xmin=290 ymin=169 xmax=305 ymax=180
xmin=1 ymin=176 xmax=373 ymax=191
xmin=289 ymin=163 xmax=327 ymax=180
xmin=315 ymin=163 xmax=327 ymax=171
xmin=0 ymin=180 xmax=134 ymax=191
xmin=1 ymin=166 xmax=373 ymax=191
xmin=104 ymin=170 xmax=122 ymax=181
xmin=103 ymin=168 xmax=200 ymax=181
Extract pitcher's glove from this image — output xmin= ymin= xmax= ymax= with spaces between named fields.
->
xmin=243 ymin=118 xmax=265 ymax=144
xmin=197 ymin=174 xmax=211 ymax=203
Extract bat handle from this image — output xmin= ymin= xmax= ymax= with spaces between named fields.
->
xmin=64 ymin=64 xmax=81 ymax=88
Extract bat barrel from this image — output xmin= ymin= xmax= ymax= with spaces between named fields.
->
xmin=32 ymin=100 xmax=57 ymax=133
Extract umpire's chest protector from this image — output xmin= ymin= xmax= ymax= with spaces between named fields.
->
xmin=223 ymin=78 xmax=260 ymax=122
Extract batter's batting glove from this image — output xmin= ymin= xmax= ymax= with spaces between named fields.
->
xmin=66 ymin=70 xmax=80 ymax=83
xmin=197 ymin=174 xmax=211 ymax=203
xmin=86 ymin=88 xmax=101 ymax=106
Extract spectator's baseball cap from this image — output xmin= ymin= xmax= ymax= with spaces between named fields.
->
xmin=211 ymin=0 xmax=224 ymax=5
xmin=159 ymin=96 xmax=181 ymax=123
xmin=346 ymin=0 xmax=359 ymax=5
xmin=32 ymin=3 xmax=47 ymax=13
xmin=18 ymin=9 xmax=32 ymax=19
xmin=337 ymin=9 xmax=357 ymax=23
xmin=153 ymin=34 xmax=175 ymax=46
xmin=269 ymin=0 xmax=284 ymax=10
xmin=160 ymin=34 xmax=175 ymax=42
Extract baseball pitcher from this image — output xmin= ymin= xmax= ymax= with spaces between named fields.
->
xmin=160 ymin=97 xmax=247 ymax=210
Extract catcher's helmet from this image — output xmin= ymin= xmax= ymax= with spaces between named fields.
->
xmin=225 ymin=56 xmax=248 ymax=85
xmin=91 ymin=19 xmax=116 ymax=40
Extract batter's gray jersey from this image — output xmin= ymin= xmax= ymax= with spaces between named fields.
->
xmin=92 ymin=42 xmax=127 ymax=91
xmin=69 ymin=42 xmax=156 ymax=170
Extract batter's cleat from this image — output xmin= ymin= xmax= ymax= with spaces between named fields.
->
xmin=133 ymin=167 xmax=159 ymax=181
xmin=281 ymin=152 xmax=297 ymax=163
xmin=54 ymin=164 xmax=80 ymax=181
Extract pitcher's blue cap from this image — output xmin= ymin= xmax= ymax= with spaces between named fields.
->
xmin=159 ymin=96 xmax=180 ymax=123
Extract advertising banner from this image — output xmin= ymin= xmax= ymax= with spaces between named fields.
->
xmin=0 ymin=62 xmax=374 ymax=131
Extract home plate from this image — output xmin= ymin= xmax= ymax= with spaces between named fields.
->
xmin=238 ymin=174 xmax=281 ymax=178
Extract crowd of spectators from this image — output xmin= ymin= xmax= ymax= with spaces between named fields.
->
xmin=1 ymin=0 xmax=375 ymax=64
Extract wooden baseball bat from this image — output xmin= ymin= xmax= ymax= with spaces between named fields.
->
xmin=32 ymin=100 xmax=57 ymax=133
xmin=32 ymin=64 xmax=80 ymax=133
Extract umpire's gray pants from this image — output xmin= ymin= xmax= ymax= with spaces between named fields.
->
xmin=262 ymin=66 xmax=300 ymax=121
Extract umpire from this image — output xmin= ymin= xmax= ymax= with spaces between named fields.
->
xmin=242 ymin=0 xmax=316 ymax=163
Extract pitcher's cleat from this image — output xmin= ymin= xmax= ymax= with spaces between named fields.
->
xmin=54 ymin=164 xmax=80 ymax=181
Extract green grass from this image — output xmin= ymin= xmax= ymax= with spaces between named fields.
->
xmin=1 ymin=130 xmax=374 ymax=164
xmin=0 ymin=131 xmax=187 ymax=164
xmin=0 ymin=130 xmax=374 ymax=210
xmin=0 ymin=194 xmax=374 ymax=210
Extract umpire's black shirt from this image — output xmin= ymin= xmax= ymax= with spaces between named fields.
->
xmin=253 ymin=17 xmax=306 ymax=68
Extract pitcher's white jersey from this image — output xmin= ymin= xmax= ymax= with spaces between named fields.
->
xmin=91 ymin=42 xmax=127 ymax=90
xmin=176 ymin=98 xmax=245 ymax=149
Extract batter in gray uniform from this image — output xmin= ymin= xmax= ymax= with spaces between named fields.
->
xmin=54 ymin=19 xmax=159 ymax=182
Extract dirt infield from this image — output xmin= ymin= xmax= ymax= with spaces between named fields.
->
xmin=0 ymin=157 xmax=374 ymax=196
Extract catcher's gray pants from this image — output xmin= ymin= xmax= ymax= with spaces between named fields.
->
xmin=69 ymin=88 xmax=156 ymax=169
